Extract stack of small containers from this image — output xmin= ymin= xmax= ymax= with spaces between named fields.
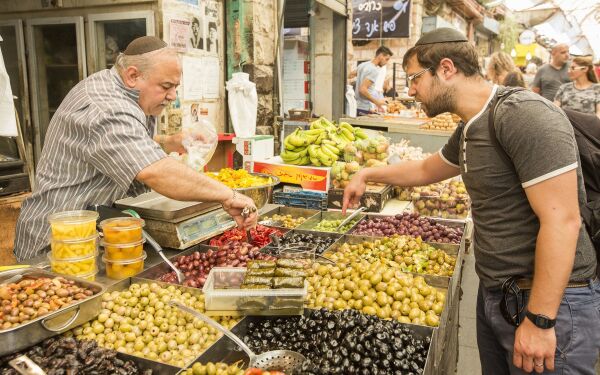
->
xmin=100 ymin=217 xmax=147 ymax=279
xmin=47 ymin=210 xmax=99 ymax=281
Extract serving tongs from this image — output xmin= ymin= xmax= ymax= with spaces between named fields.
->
xmin=266 ymin=233 xmax=336 ymax=265
xmin=170 ymin=301 xmax=306 ymax=372
xmin=9 ymin=355 xmax=46 ymax=375
xmin=143 ymin=230 xmax=185 ymax=284
xmin=241 ymin=206 xmax=257 ymax=243
xmin=335 ymin=206 xmax=367 ymax=232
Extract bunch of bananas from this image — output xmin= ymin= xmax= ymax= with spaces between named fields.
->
xmin=280 ymin=117 xmax=368 ymax=167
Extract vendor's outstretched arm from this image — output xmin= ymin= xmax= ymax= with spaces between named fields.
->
xmin=136 ymin=157 xmax=257 ymax=229
xmin=342 ymin=153 xmax=459 ymax=213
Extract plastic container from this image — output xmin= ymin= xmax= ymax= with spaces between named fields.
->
xmin=412 ymin=195 xmax=471 ymax=219
xmin=48 ymin=251 xmax=98 ymax=277
xmin=202 ymin=267 xmax=307 ymax=316
xmin=48 ymin=210 xmax=99 ymax=240
xmin=101 ymin=239 xmax=145 ymax=261
xmin=50 ymin=234 xmax=99 ymax=260
xmin=99 ymin=217 xmax=145 ymax=244
xmin=75 ymin=270 xmax=99 ymax=282
xmin=103 ymin=251 xmax=147 ymax=280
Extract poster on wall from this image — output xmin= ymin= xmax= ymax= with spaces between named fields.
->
xmin=169 ymin=18 xmax=190 ymax=49
xmin=205 ymin=1 xmax=219 ymax=55
xmin=352 ymin=0 xmax=411 ymax=39
xmin=182 ymin=56 xmax=205 ymax=100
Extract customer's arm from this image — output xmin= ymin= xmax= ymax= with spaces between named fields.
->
xmin=512 ymin=169 xmax=580 ymax=372
xmin=531 ymin=70 xmax=542 ymax=95
xmin=136 ymin=157 xmax=257 ymax=229
xmin=342 ymin=153 xmax=459 ymax=213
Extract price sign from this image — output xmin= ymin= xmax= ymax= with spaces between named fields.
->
xmin=352 ymin=0 xmax=411 ymax=39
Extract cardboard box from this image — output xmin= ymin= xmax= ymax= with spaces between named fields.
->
xmin=327 ymin=184 xmax=393 ymax=212
xmin=205 ymin=133 xmax=235 ymax=172
xmin=253 ymin=156 xmax=331 ymax=192
xmin=233 ymin=136 xmax=275 ymax=172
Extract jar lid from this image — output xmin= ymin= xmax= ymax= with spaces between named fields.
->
xmin=49 ymin=233 xmax=99 ymax=244
xmin=47 ymin=210 xmax=99 ymax=225
xmin=47 ymin=249 xmax=98 ymax=262
xmin=99 ymin=217 xmax=145 ymax=231
xmin=101 ymin=238 xmax=146 ymax=248
xmin=102 ymin=251 xmax=147 ymax=264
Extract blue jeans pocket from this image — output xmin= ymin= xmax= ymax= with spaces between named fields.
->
xmin=554 ymin=297 xmax=574 ymax=358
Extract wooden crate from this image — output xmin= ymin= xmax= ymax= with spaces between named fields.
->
xmin=0 ymin=192 xmax=30 ymax=265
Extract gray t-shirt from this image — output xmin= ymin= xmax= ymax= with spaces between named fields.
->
xmin=532 ymin=63 xmax=571 ymax=101
xmin=554 ymin=82 xmax=600 ymax=115
xmin=441 ymin=86 xmax=596 ymax=289
xmin=355 ymin=61 xmax=381 ymax=111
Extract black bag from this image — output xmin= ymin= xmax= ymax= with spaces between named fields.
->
xmin=488 ymin=88 xmax=600 ymax=258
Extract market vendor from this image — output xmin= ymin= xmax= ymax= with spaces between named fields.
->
xmin=14 ymin=36 xmax=258 ymax=261
xmin=355 ymin=46 xmax=393 ymax=116
xmin=343 ymin=28 xmax=599 ymax=374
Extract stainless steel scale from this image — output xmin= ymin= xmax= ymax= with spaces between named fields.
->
xmin=115 ymin=191 xmax=236 ymax=249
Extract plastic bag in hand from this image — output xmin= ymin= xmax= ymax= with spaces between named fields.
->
xmin=180 ymin=119 xmax=218 ymax=171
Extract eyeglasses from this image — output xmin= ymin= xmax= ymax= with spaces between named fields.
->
xmin=406 ymin=67 xmax=432 ymax=87
xmin=569 ymin=66 xmax=587 ymax=71
xmin=499 ymin=277 xmax=525 ymax=327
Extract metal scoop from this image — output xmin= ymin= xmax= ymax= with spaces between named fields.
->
xmin=170 ymin=301 xmax=306 ymax=372
xmin=335 ymin=206 xmax=367 ymax=232
xmin=241 ymin=206 xmax=257 ymax=244
xmin=9 ymin=356 xmax=46 ymax=375
xmin=143 ymin=231 xmax=185 ymax=284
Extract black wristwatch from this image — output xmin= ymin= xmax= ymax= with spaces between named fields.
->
xmin=525 ymin=311 xmax=556 ymax=329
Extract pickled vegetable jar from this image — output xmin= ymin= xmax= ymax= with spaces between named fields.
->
xmin=48 ymin=252 xmax=97 ymax=276
xmin=50 ymin=234 xmax=98 ymax=260
xmin=102 ymin=239 xmax=145 ymax=261
xmin=99 ymin=217 xmax=145 ymax=244
xmin=103 ymin=252 xmax=147 ymax=279
xmin=48 ymin=210 xmax=99 ymax=240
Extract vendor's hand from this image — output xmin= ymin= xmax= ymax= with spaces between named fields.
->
xmin=221 ymin=191 xmax=258 ymax=230
xmin=342 ymin=170 xmax=368 ymax=215
xmin=155 ymin=131 xmax=208 ymax=154
xmin=513 ymin=317 xmax=556 ymax=373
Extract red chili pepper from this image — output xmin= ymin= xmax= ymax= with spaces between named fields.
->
xmin=210 ymin=225 xmax=283 ymax=248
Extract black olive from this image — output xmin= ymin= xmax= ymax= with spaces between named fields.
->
xmin=362 ymin=357 xmax=373 ymax=368
xmin=332 ymin=353 xmax=342 ymax=366
xmin=351 ymin=352 xmax=361 ymax=363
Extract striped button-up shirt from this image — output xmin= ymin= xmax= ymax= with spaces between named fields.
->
xmin=14 ymin=68 xmax=166 ymax=261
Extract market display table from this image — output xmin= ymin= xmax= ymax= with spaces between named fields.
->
xmin=340 ymin=116 xmax=454 ymax=153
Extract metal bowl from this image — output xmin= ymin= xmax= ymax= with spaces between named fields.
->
xmin=233 ymin=173 xmax=280 ymax=209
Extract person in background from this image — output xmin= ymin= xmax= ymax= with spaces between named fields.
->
xmin=14 ymin=36 xmax=258 ymax=261
xmin=503 ymin=70 xmax=526 ymax=88
xmin=532 ymin=43 xmax=571 ymax=101
xmin=523 ymin=62 xmax=538 ymax=88
xmin=554 ymin=56 xmax=600 ymax=118
xmin=383 ymin=76 xmax=397 ymax=98
xmin=189 ymin=17 xmax=203 ymax=50
xmin=355 ymin=46 xmax=393 ymax=115
xmin=207 ymin=22 xmax=218 ymax=54
xmin=487 ymin=51 xmax=523 ymax=86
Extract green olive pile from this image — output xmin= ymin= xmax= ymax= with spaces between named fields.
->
xmin=181 ymin=362 xmax=244 ymax=375
xmin=308 ymin=261 xmax=445 ymax=327
xmin=73 ymin=283 xmax=239 ymax=367
xmin=312 ymin=218 xmax=359 ymax=233
xmin=263 ymin=213 xmax=307 ymax=228
xmin=325 ymin=236 xmax=456 ymax=277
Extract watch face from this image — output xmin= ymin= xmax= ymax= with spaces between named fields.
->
xmin=527 ymin=311 xmax=555 ymax=329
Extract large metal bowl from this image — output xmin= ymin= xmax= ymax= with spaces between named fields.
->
xmin=233 ymin=173 xmax=280 ymax=209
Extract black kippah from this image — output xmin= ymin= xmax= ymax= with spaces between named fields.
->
xmin=416 ymin=27 xmax=468 ymax=46
xmin=123 ymin=36 xmax=167 ymax=55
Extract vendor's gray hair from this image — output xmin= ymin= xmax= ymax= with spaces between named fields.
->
xmin=114 ymin=47 xmax=179 ymax=76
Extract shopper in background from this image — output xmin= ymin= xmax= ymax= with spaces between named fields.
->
xmin=503 ymin=70 xmax=526 ymax=88
xmin=523 ymin=62 xmax=538 ymax=88
xmin=355 ymin=46 xmax=393 ymax=115
xmin=532 ymin=43 xmax=571 ymax=101
xmin=14 ymin=36 xmax=258 ymax=261
xmin=487 ymin=51 xmax=524 ymax=87
xmin=554 ymin=56 xmax=600 ymax=118
xmin=343 ymin=27 xmax=599 ymax=374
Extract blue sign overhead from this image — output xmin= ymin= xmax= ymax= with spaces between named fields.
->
xmin=352 ymin=0 xmax=411 ymax=39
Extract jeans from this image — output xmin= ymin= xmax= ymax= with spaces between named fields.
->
xmin=476 ymin=279 xmax=600 ymax=374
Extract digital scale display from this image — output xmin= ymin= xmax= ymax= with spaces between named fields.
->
xmin=179 ymin=209 xmax=235 ymax=243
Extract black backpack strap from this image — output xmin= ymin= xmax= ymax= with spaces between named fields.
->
xmin=487 ymin=87 xmax=527 ymax=170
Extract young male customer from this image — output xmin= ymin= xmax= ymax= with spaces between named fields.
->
xmin=532 ymin=43 xmax=571 ymax=101
xmin=343 ymin=28 xmax=600 ymax=374
xmin=354 ymin=46 xmax=393 ymax=116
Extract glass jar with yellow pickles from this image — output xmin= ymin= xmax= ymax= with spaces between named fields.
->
xmin=101 ymin=239 xmax=145 ymax=260
xmin=47 ymin=251 xmax=97 ymax=277
xmin=103 ymin=252 xmax=147 ymax=279
xmin=50 ymin=234 xmax=98 ymax=260
xmin=48 ymin=210 xmax=98 ymax=240
xmin=99 ymin=217 xmax=144 ymax=244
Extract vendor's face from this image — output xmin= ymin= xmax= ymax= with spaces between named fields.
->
xmin=137 ymin=54 xmax=181 ymax=116
xmin=405 ymin=55 xmax=456 ymax=117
